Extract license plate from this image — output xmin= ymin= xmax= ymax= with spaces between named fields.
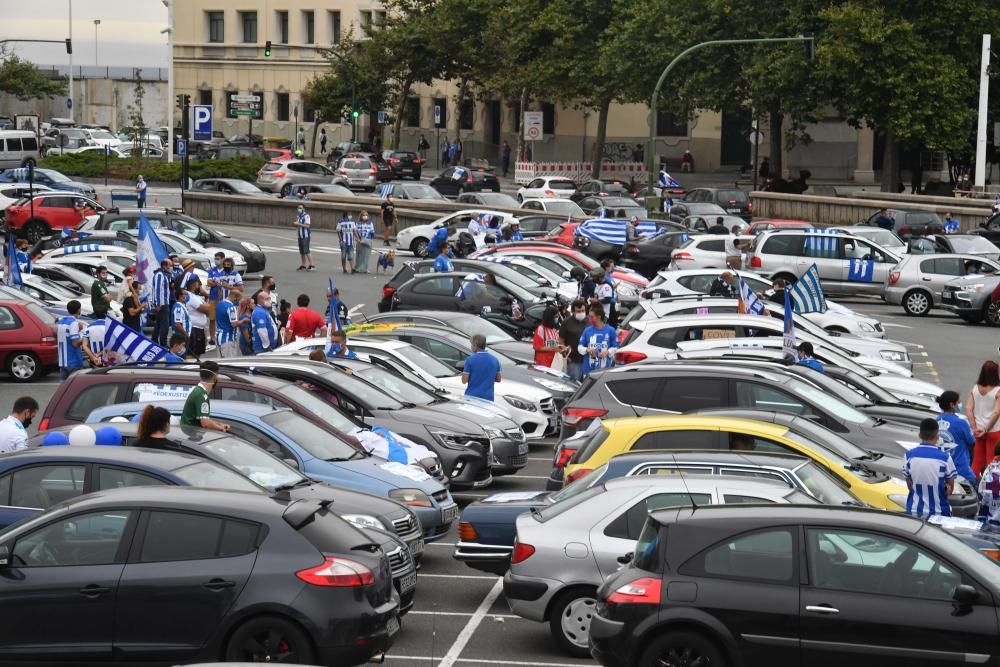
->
xmin=386 ymin=615 xmax=400 ymax=636
xmin=409 ymin=538 xmax=424 ymax=557
xmin=441 ymin=504 xmax=460 ymax=522
xmin=518 ymin=442 xmax=529 ymax=454
xmin=726 ymin=208 xmax=742 ymax=213
xmin=399 ymin=571 xmax=417 ymax=593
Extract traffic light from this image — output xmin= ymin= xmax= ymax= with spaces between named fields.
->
xmin=176 ymin=94 xmax=191 ymax=110
xmin=351 ymin=108 xmax=360 ymax=119
xmin=184 ymin=94 xmax=191 ymax=107
xmin=264 ymin=40 xmax=272 ymax=57
xmin=65 ymin=38 xmax=72 ymax=55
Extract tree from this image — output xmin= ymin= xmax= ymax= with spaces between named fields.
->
xmin=122 ymin=69 xmax=148 ymax=152
xmin=0 ymin=52 xmax=67 ymax=101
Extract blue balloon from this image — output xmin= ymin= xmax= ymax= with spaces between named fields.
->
xmin=42 ymin=432 xmax=70 ymax=446
xmin=94 ymin=426 xmax=122 ymax=446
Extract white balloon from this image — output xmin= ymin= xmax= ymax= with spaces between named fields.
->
xmin=68 ymin=425 xmax=96 ymax=447
xmin=109 ymin=417 xmax=130 ymax=423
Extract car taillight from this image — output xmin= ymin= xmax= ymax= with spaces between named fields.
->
xmin=511 ymin=541 xmax=535 ymax=564
xmin=458 ymin=522 xmax=478 ymax=541
xmin=561 ymin=407 xmax=607 ymax=427
xmin=750 ymin=256 xmax=762 ymax=268
xmin=544 ymin=190 xmax=554 ymax=197
xmin=565 ymin=467 xmax=593 ymax=484
xmin=607 ymin=577 xmax=662 ymax=605
xmin=389 ymin=158 xmax=400 ymax=163
xmin=899 ymin=226 xmax=911 ymax=236
xmin=371 ymin=168 xmax=378 ymax=175
xmin=41 ymin=336 xmax=55 ymax=343
xmin=414 ymin=158 xmax=423 ymax=164
xmin=671 ymin=251 xmax=692 ymax=261
xmin=382 ymin=285 xmax=396 ymax=300
xmin=617 ymin=329 xmax=629 ymax=344
xmin=747 ymin=201 xmax=753 ymax=213
xmin=38 ymin=418 xmax=49 ymax=432
xmin=273 ymin=171 xmax=286 ymax=178
xmin=888 ymin=271 xmax=900 ymax=285
xmin=296 ymin=557 xmax=374 ymax=587
xmin=615 ymin=350 xmax=647 ymax=364
xmin=554 ymin=446 xmax=578 ymax=469
xmin=467 ymin=174 xmax=474 ymax=183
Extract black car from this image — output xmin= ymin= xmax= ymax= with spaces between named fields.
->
xmin=0 ymin=485 xmax=400 ymax=665
xmin=381 ymin=150 xmax=424 ymax=179
xmin=619 ymin=230 xmax=692 ymax=277
xmin=571 ymin=179 xmax=633 ymax=203
xmin=574 ymin=220 xmax=687 ymax=263
xmin=861 ymin=208 xmax=944 ymax=237
xmin=430 ymin=166 xmax=501 ymax=197
xmin=326 ymin=141 xmax=375 ymax=163
xmin=590 ymin=504 xmax=1000 ymax=667
xmin=971 ymin=212 xmax=1000 ymax=247
xmin=683 ymin=186 xmax=753 ymax=221
xmin=82 ymin=208 xmax=266 ymax=273
xmin=385 ymin=182 xmax=448 ymax=201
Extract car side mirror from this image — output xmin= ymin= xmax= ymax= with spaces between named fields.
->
xmin=617 ymin=552 xmax=634 ymax=565
xmin=454 ymin=360 xmax=466 ymax=371
xmin=953 ymin=584 xmax=979 ymax=610
xmin=0 ymin=544 xmax=10 ymax=568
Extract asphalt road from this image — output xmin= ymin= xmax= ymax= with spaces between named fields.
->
xmin=2 ymin=220 xmax=997 ymax=667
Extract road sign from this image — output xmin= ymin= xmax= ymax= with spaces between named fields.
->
xmin=66 ymin=98 xmax=73 ymax=109
xmin=749 ymin=130 xmax=765 ymax=145
xmin=176 ymin=138 xmax=187 ymax=158
xmin=228 ymin=93 xmax=263 ymax=119
xmin=433 ymin=105 xmax=442 ymax=127
xmin=192 ymin=105 xmax=213 ymax=141
xmin=524 ymin=111 xmax=543 ymax=141
xmin=377 ymin=110 xmax=386 ymax=124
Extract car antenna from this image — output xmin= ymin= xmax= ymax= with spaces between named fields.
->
xmin=671 ymin=452 xmax=699 ymax=513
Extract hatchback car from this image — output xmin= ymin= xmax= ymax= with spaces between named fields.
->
xmin=664 ymin=202 xmax=728 ymax=225
xmin=576 ymin=195 xmax=645 ymax=219
xmin=0 ymin=299 xmax=58 ymax=381
xmin=430 ymin=166 xmax=501 ymax=197
xmin=941 ymin=273 xmax=1000 ymax=325
xmin=395 ymin=209 xmax=520 ymax=257
xmin=886 ymin=254 xmax=1000 ymax=316
xmin=861 ymin=207 xmax=944 ymax=237
xmin=190 ymin=178 xmax=271 ymax=197
xmin=384 ymin=182 xmax=447 ymax=201
xmin=668 ymin=234 xmax=753 ymax=270
xmin=333 ymin=157 xmax=379 ymax=191
xmin=910 ymin=233 xmax=1000 ymax=261
xmin=255 ymin=159 xmax=336 ymax=196
xmin=0 ymin=485 xmax=400 ymax=665
xmin=683 ymin=187 xmax=752 ymax=220
xmin=516 ymin=177 xmax=578 ymax=202
xmin=381 ymin=150 xmax=424 ymax=179
xmin=571 ymin=179 xmax=633 ymax=202
xmin=746 ymin=219 xmax=813 ymax=235
xmin=619 ymin=231 xmax=692 ymax=277
xmin=325 ymin=141 xmax=375 ymax=163
xmin=590 ymin=505 xmax=1000 ymax=667
xmin=832 ymin=225 xmax=907 ymax=253
xmin=520 ymin=198 xmax=585 ymax=217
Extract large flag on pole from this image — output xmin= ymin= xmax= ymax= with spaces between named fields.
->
xmin=3 ymin=235 xmax=24 ymax=287
xmin=103 ymin=318 xmax=184 ymax=365
xmin=136 ymin=213 xmax=169 ymax=289
xmin=782 ymin=288 xmax=798 ymax=362
xmin=736 ymin=276 xmax=766 ymax=315
xmin=789 ymin=264 xmax=828 ymax=314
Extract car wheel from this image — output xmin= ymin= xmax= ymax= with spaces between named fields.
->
xmin=548 ymin=587 xmax=597 ymax=657
xmin=639 ymin=631 xmax=728 ymax=667
xmin=6 ymin=352 xmax=41 ymax=382
xmin=412 ymin=238 xmax=429 ymax=258
xmin=22 ymin=220 xmax=49 ymax=244
xmin=902 ymin=289 xmax=932 ymax=316
xmin=224 ymin=615 xmax=315 ymax=665
xmin=987 ymin=302 xmax=1000 ymax=327
xmin=961 ymin=311 xmax=985 ymax=324
xmin=280 ymin=184 xmax=292 ymax=197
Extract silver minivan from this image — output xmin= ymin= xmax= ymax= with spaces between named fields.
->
xmin=747 ymin=229 xmax=902 ymax=296
xmin=0 ymin=130 xmax=41 ymax=168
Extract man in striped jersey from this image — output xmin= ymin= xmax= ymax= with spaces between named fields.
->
xmin=904 ymin=418 xmax=957 ymax=519
xmin=216 ymin=289 xmax=242 ymax=358
xmin=336 ymin=212 xmax=358 ymax=274
xmin=172 ymin=288 xmax=191 ymax=341
xmin=294 ymin=204 xmax=315 ymax=272
xmin=83 ymin=318 xmax=108 ymax=367
xmin=56 ymin=301 xmax=85 ymax=380
xmin=151 ymin=258 xmax=173 ymax=346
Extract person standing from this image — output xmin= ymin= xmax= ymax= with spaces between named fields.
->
xmin=706 ymin=217 xmax=729 ymax=235
xmin=251 ymin=275 xmax=278 ymax=318
xmin=599 ymin=259 xmax=618 ymax=325
xmin=296 ymin=128 xmax=306 ymax=154
xmin=440 ymin=136 xmax=449 ymax=167
xmin=418 ymin=134 xmax=430 ymax=160
xmin=559 ymin=300 xmax=588 ymax=382
xmin=903 ymin=418 xmax=957 ymax=518
xmin=356 ymin=210 xmax=375 ymax=273
xmin=874 ymin=208 xmax=895 ymax=230
xmin=758 ymin=156 xmax=771 ymax=182
xmin=532 ymin=306 xmax=564 ymax=367
xmin=659 ymin=190 xmax=673 ymax=213
xmin=285 ymin=294 xmax=326 ymax=343
xmin=937 ymin=390 xmax=977 ymax=485
xmin=336 ymin=212 xmax=358 ymax=273
xmin=500 ymin=141 xmax=512 ymax=178
xmin=381 ymin=195 xmax=396 ymax=246
xmin=90 ymin=265 xmax=113 ymax=319
xmin=632 ymin=143 xmax=644 ymax=164
xmin=570 ymin=267 xmax=596 ymax=302
xmin=681 ymin=150 xmax=694 ymax=173
xmin=434 ymin=243 xmax=454 ymax=272
xmin=725 ymin=229 xmax=747 ymax=269
xmin=14 ymin=238 xmax=31 ymax=274
xmin=0 ymin=397 xmax=39 ymax=453
xmin=184 ymin=276 xmax=210 ymax=360
xmin=205 ymin=251 xmax=226 ymax=345
xmin=136 ymin=174 xmax=147 ymax=209
xmin=448 ymin=139 xmax=458 ymax=166
xmin=172 ymin=287 xmax=191 ymax=341
xmin=426 ymin=225 xmax=449 ymax=259
xmin=151 ymin=258 xmax=173 ymax=345
xmin=217 ymin=256 xmax=244 ymax=300
xmin=216 ymin=289 xmax=242 ymax=358
xmin=251 ymin=292 xmax=279 ymax=354
xmin=57 ymin=300 xmax=85 ymax=380
xmin=180 ymin=361 xmax=230 ymax=431
xmin=294 ymin=204 xmax=315 ymax=271
xmin=121 ymin=285 xmax=145 ymax=331
xmin=462 ymin=334 xmax=502 ymax=401
xmin=578 ymin=304 xmax=617 ymax=378
xmin=82 ymin=317 xmax=107 ymax=367
xmin=320 ymin=127 xmax=328 ymax=155
xmin=943 ymin=212 xmax=960 ymax=234
xmin=967 ymin=361 xmax=1000 ymax=476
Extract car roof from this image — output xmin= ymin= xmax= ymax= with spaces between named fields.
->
xmin=96 ymin=399 xmax=286 ymax=419
xmin=604 ymin=474 xmax=793 ymax=493
xmin=632 ymin=313 xmax=783 ymax=331
xmin=2 ymin=443 xmax=204 ymax=471
xmin=44 ymin=485 xmax=278 ymax=517
xmin=73 ymin=365 xmax=291 ymax=390
xmin=607 ymin=449 xmax=808 ymax=468
xmin=594 ymin=360 xmax=787 ymax=383
xmin=597 ymin=414 xmax=791 ymax=439
xmin=649 ymin=503 xmax=923 ymax=534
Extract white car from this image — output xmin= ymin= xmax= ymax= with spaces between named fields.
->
xmin=618 ymin=314 xmax=911 ymax=373
xmin=2 ymin=272 xmax=122 ymax=319
xmin=74 ymin=145 xmax=125 ymax=158
xmin=276 ymin=337 xmax=554 ymax=439
xmin=0 ymin=183 xmax=54 ymax=210
xmin=395 ymin=209 xmax=521 ymax=257
xmin=668 ymin=234 xmax=754 ymax=270
xmin=516 ymin=177 xmax=578 ymax=202
xmin=37 ymin=246 xmax=209 ymax=285
xmin=82 ymin=128 xmax=123 ymax=150
xmin=123 ymin=228 xmax=247 ymax=274
xmin=519 ymin=198 xmax=585 ymax=217
xmin=477 ymin=255 xmax=578 ymax=301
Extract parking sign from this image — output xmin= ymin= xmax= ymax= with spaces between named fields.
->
xmin=192 ymin=105 xmax=213 ymax=142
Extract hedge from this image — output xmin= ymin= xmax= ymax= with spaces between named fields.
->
xmin=39 ymin=152 xmax=266 ymax=183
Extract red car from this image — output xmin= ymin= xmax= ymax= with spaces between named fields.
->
xmin=0 ymin=300 xmax=58 ymax=381
xmin=5 ymin=192 xmax=105 ymax=242
xmin=745 ymin=218 xmax=813 ymax=235
xmin=263 ymin=148 xmax=293 ymax=162
xmin=542 ymin=222 xmax=579 ymax=247
xmin=470 ymin=242 xmax=649 ymax=288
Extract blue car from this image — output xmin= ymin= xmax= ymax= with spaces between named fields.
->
xmin=87 ymin=400 xmax=459 ymax=541
xmin=0 ymin=167 xmax=96 ymax=196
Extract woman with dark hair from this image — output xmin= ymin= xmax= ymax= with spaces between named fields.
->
xmin=532 ymin=305 xmax=564 ymax=367
xmin=135 ymin=405 xmax=175 ymax=449
xmin=967 ymin=361 xmax=1000 ymax=475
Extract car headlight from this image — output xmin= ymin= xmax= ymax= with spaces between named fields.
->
xmin=880 ymin=350 xmax=908 ymax=362
xmin=484 ymin=426 xmax=505 ymax=440
xmin=532 ymin=377 xmax=575 ymax=393
xmin=857 ymin=322 xmax=876 ymax=332
xmin=240 ymin=241 xmax=261 ymax=252
xmin=430 ymin=429 xmax=479 ymax=449
xmin=503 ymin=395 xmax=537 ymax=411
xmin=888 ymin=493 xmax=908 ymax=509
xmin=342 ymin=514 xmax=388 ymax=530
xmin=388 ymin=488 xmax=433 ymax=507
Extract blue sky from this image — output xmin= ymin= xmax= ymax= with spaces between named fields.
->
xmin=3 ymin=0 xmax=167 ymax=68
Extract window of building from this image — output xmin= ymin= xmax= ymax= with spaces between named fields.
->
xmin=303 ymin=102 xmax=316 ymax=123
xmin=404 ymin=97 xmax=420 ymax=127
xmin=360 ymin=11 xmax=373 ymax=36
xmin=198 ymin=89 xmax=212 ymax=107
xmin=277 ymin=93 xmax=290 ymax=122
xmin=460 ymin=99 xmax=474 ymax=131
xmin=240 ymin=11 xmax=257 ymax=43
xmin=432 ymin=97 xmax=447 ymax=128
xmin=329 ymin=11 xmax=341 ymax=44
xmin=277 ymin=11 xmax=289 ymax=44
xmin=303 ymin=11 xmax=315 ymax=44
xmin=542 ymin=102 xmax=555 ymax=135
xmin=207 ymin=11 xmax=224 ymax=43
xmin=656 ymin=111 xmax=687 ymax=137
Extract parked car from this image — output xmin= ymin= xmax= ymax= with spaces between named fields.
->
xmin=342 ymin=151 xmax=393 ymax=182
xmin=395 ymin=209 xmax=521 ymax=257
xmin=3 ymin=192 xmax=105 ymax=241
xmin=0 ymin=484 xmax=400 ymax=664
xmin=679 ymin=214 xmax=747 ymax=233
xmin=861 ymin=207 xmax=944 ymax=237
xmin=885 ymin=254 xmax=1000 ymax=316
xmin=909 ymin=233 xmax=1000 ymax=261
xmin=571 ymin=179 xmax=633 ymax=202
xmin=384 ymin=182 xmax=447 ymax=201
xmin=8 ymin=272 xmax=121 ymax=320
xmin=576 ymin=195 xmax=645 ymax=218
xmin=640 ymin=267 xmax=771 ymax=299
xmin=970 ymin=212 xmax=1000 ymax=246
xmin=667 ymin=234 xmax=753 ymax=270
xmin=941 ymin=273 xmax=1000 ymax=325
xmin=263 ymin=147 xmax=293 ymax=162
xmin=520 ymin=198 xmax=585 ymax=217
xmin=541 ymin=221 xmax=579 ymax=246
xmin=664 ymin=202 xmax=728 ymax=225
xmin=118 ymin=144 xmax=165 ymax=159
xmin=683 ymin=187 xmax=752 ymax=221
xmin=504 ymin=475 xmax=816 ymax=655
xmin=745 ymin=218 xmax=813 ymax=235
xmin=573 ymin=219 xmax=683 ymax=263
xmin=832 ymin=224 xmax=907 ymax=253
xmin=190 ymin=178 xmax=271 ymax=197
xmin=255 ymin=159 xmax=337 ymax=196
xmin=204 ymin=144 xmax=266 ymax=160
xmin=430 ymin=166 xmax=501 ymax=197
xmin=516 ymin=177 xmax=577 ymax=202
xmin=455 ymin=191 xmax=518 ymax=208
xmin=0 ymin=299 xmax=58 ymax=381
xmin=0 ymin=130 xmax=41 ymax=168
xmin=381 ymin=150 xmax=424 ymax=179
xmin=332 ymin=157 xmax=379 ymax=191
xmin=326 ymin=141 xmax=374 ymax=163
xmin=619 ymin=231 xmax=692 ymax=277
xmin=287 ymin=183 xmax=355 ymax=198
xmin=0 ymin=183 xmax=54 ymax=210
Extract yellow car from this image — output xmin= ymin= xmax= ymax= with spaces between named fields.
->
xmin=563 ymin=415 xmax=907 ymax=511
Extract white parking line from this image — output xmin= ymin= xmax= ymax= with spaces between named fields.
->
xmin=436 ymin=578 xmax=504 ymax=667
xmin=420 ymin=574 xmax=500 ymax=580
xmin=388 ymin=657 xmax=589 ymax=667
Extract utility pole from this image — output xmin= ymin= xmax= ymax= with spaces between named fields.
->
xmin=67 ymin=0 xmax=74 ymax=123
xmin=974 ymin=34 xmax=992 ymax=190
xmin=94 ymin=19 xmax=100 ymax=68
xmin=177 ymin=94 xmax=190 ymax=191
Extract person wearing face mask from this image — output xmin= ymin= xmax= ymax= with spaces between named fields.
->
xmin=90 ymin=265 xmax=113 ymax=318
xmin=180 ymin=361 xmax=230 ymax=432
xmin=168 ymin=332 xmax=188 ymax=360
xmin=336 ymin=212 xmax=358 ymax=273
xmin=559 ymin=299 xmax=589 ymax=382
xmin=206 ymin=252 xmax=226 ymax=345
xmin=252 ymin=292 xmax=279 ymax=354
xmin=293 ymin=204 xmax=315 ymax=271
xmin=578 ymin=303 xmax=617 ymax=378
xmin=172 ymin=287 xmax=191 ymax=340
xmin=251 ymin=275 xmax=278 ymax=318
xmin=216 ymin=289 xmax=243 ymax=358
xmin=0 ymin=397 xmax=39 ymax=453
xmin=356 ymin=210 xmax=375 ymax=273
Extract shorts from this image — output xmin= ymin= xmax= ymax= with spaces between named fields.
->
xmin=189 ymin=327 xmax=207 ymax=358
xmin=298 ymin=236 xmax=311 ymax=254
xmin=217 ymin=339 xmax=240 ymax=358
xmin=342 ymin=244 xmax=356 ymax=261
xmin=207 ymin=300 xmax=218 ymax=322
xmin=726 ymin=256 xmax=743 ymax=270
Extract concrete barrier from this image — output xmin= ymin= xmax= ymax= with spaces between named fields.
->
xmin=848 ymin=191 xmax=998 ymax=211
xmin=750 ymin=191 xmax=993 ymax=232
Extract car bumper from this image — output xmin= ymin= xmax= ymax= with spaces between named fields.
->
xmin=411 ymin=503 xmax=459 ymax=543
xmin=454 ymin=541 xmax=514 ymax=575
xmin=295 ymin=589 xmax=400 ymax=666
xmin=589 ymin=614 xmax=633 ymax=667
xmin=254 ymin=180 xmax=281 ymax=193
xmin=503 ymin=571 xmax=558 ymax=622
xmin=490 ymin=437 xmax=529 ymax=475
xmin=940 ymin=290 xmax=984 ymax=315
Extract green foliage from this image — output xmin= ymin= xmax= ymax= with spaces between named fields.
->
xmin=39 ymin=152 xmax=266 ymax=183
xmin=0 ymin=54 xmax=67 ymax=101
xmin=304 ymin=34 xmax=393 ymax=125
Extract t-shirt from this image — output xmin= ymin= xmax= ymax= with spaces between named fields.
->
xmin=559 ymin=316 xmax=588 ymax=363
xmin=216 ymin=300 xmax=239 ymax=344
xmin=938 ymin=412 xmax=976 ymax=482
xmin=56 ymin=315 xmax=83 ymax=369
xmin=903 ymin=444 xmax=957 ymax=518
xmin=381 ymin=202 xmax=396 ymax=225
xmin=462 ymin=350 xmax=501 ymax=402
xmin=91 ymin=279 xmax=110 ymax=315
xmin=172 ymin=301 xmax=190 ymax=336
xmin=337 ymin=220 xmax=357 ymax=247
xmin=84 ymin=320 xmax=106 ymax=357
xmin=797 ymin=357 xmax=824 ymax=373
xmin=186 ymin=292 xmax=208 ymax=329
xmin=207 ymin=266 xmax=226 ymax=301
xmin=0 ymin=416 xmax=28 ymax=453
xmin=297 ymin=212 xmax=312 ymax=239
xmin=122 ymin=295 xmax=142 ymax=331
xmin=724 ymin=236 xmax=741 ymax=256
xmin=706 ymin=225 xmax=729 ymax=235
xmin=434 ymin=255 xmax=454 ymax=273
xmin=358 ymin=220 xmax=375 ymax=242
xmin=533 ymin=325 xmax=560 ymax=367
xmin=252 ymin=305 xmax=278 ymax=352
xmin=287 ymin=308 xmax=325 ymax=341
xmin=180 ymin=384 xmax=211 ymax=427
xmin=578 ymin=323 xmax=617 ymax=377
xmin=218 ymin=269 xmax=244 ymax=294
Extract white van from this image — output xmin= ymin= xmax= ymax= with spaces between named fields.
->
xmin=0 ymin=130 xmax=41 ymax=169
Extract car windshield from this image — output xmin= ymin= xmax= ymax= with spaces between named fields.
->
xmin=543 ymin=200 xmax=581 ymax=214
xmin=405 ymin=185 xmax=444 ymax=199
xmin=949 ymin=237 xmax=998 ymax=253
xmin=279 ymin=383 xmax=362 ymax=432
xmin=172 ymin=460 xmax=263 ymax=492
xmin=794 ymin=460 xmax=860 ymax=505
xmin=719 ymin=190 xmax=749 ymax=203
xmin=855 ymin=229 xmax=904 ymax=248
xmin=29 ymin=277 xmax=79 ymax=301
xmin=260 ymin=410 xmax=361 ymax=461
xmin=316 ymin=368 xmax=403 ymax=410
xmin=395 ymin=344 xmax=458 ymax=378
xmin=783 ymin=418 xmax=872 ymax=461
xmin=547 ymin=463 xmax=609 ymax=503
xmin=229 ymin=181 xmax=263 ymax=194
xmin=198 ymin=435 xmax=305 ymax=489
xmin=477 ymin=194 xmax=517 ymax=207
xmin=786 ymin=378 xmax=868 ymax=424
xmin=445 ymin=315 xmax=516 ymax=344
xmin=549 ymin=180 xmax=576 ymax=190
xmin=352 ymin=365 xmax=437 ymax=406
xmin=90 ymin=130 xmax=115 ymax=140
xmin=38 ymin=170 xmax=70 ymax=183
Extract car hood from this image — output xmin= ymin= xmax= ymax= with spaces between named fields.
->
xmin=381 ymin=404 xmax=486 ymax=435
xmin=503 ymin=365 xmax=578 ymax=397
xmin=288 ymin=482 xmax=414 ymax=526
xmin=854 ymin=420 xmax=920 ymax=454
xmin=490 ymin=340 xmax=535 ymax=363
xmin=337 ymin=456 xmax=446 ymax=494
xmin=825 ymin=334 xmax=906 ymax=356
xmin=872 ymin=375 xmax=942 ymax=404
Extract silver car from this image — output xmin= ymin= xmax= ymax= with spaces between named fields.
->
xmin=668 ymin=234 xmax=754 ymax=270
xmin=885 ymin=253 xmax=1000 ymax=316
xmin=333 ymin=156 xmax=378 ymax=191
xmin=255 ymin=159 xmax=336 ymax=196
xmin=833 ymin=225 xmax=907 ymax=254
xmin=503 ymin=475 xmax=814 ymax=656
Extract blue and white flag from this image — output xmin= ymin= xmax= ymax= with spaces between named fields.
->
xmin=456 ymin=273 xmax=484 ymax=300
xmin=3 ymin=235 xmax=24 ymax=287
xmin=803 ymin=228 xmax=840 ymax=258
xmin=848 ymin=258 xmax=876 ymax=283
xmin=789 ymin=264 xmax=827 ymax=314
xmin=136 ymin=213 xmax=169 ymax=288
xmin=377 ymin=183 xmax=395 ymax=199
xmin=61 ymin=227 xmax=91 ymax=240
xmin=658 ymin=170 xmax=682 ymax=189
xmin=372 ymin=426 xmax=409 ymax=464
xmin=103 ymin=318 xmax=184 ymax=365
xmin=782 ymin=288 xmax=797 ymax=362
xmin=575 ymin=218 xmax=657 ymax=245
xmin=737 ymin=276 xmax=766 ymax=315
xmin=57 ymin=243 xmax=104 ymax=255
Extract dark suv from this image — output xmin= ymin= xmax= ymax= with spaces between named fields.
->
xmin=430 ymin=167 xmax=500 ymax=197
xmin=590 ymin=505 xmax=1000 ymax=667
xmin=381 ymin=150 xmax=424 ymax=179
xmin=683 ymin=187 xmax=752 ymax=221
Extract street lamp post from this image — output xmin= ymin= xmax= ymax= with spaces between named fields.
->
xmin=67 ymin=0 xmax=73 ymax=123
xmin=93 ymin=19 xmax=100 ymax=68
xmin=646 ymin=36 xmax=814 ymax=192
xmin=163 ymin=0 xmax=174 ymax=163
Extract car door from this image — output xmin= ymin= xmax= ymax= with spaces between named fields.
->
xmin=0 ymin=304 xmax=26 ymax=370
xmin=524 ymin=178 xmax=544 ymax=197
xmin=800 ymin=526 xmax=998 ymax=667
xmin=405 ymin=275 xmax=461 ymax=311
xmin=0 ymin=509 xmax=136 ymax=659
xmin=841 ymin=238 xmax=894 ymax=295
xmin=523 ymin=201 xmax=543 ymax=211
xmin=919 ymin=257 xmax=964 ymax=301
xmin=801 ymin=232 xmax=845 ymax=288
xmin=113 ymin=510 xmax=259 ymax=659
xmin=433 ymin=168 xmax=456 ymax=195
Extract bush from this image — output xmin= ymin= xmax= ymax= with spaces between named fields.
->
xmin=39 ymin=152 xmax=266 ymax=183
